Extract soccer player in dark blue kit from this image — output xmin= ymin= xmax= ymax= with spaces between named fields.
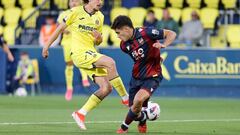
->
xmin=111 ymin=15 xmax=176 ymax=134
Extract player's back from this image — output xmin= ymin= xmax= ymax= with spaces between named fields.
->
xmin=64 ymin=6 xmax=104 ymax=55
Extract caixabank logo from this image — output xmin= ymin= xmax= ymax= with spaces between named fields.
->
xmin=173 ymin=56 xmax=240 ymax=79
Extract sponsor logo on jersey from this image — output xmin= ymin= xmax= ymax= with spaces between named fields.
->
xmin=78 ymin=25 xmax=96 ymax=31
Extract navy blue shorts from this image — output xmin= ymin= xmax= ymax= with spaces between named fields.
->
xmin=128 ymin=75 xmax=163 ymax=107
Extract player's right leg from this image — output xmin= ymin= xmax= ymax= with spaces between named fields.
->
xmin=72 ymin=75 xmax=112 ymax=130
xmin=135 ymin=76 xmax=163 ymax=133
xmin=94 ymin=55 xmax=129 ymax=106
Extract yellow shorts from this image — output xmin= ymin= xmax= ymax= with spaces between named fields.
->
xmin=71 ymin=50 xmax=108 ymax=80
xmin=62 ymin=44 xmax=72 ymax=62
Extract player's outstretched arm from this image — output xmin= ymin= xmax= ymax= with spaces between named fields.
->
xmin=153 ymin=30 xmax=176 ymax=49
xmin=42 ymin=22 xmax=67 ymax=58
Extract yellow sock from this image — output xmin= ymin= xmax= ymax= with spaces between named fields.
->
xmin=79 ymin=68 xmax=88 ymax=81
xmin=79 ymin=94 xmax=101 ymax=115
xmin=65 ymin=65 xmax=73 ymax=90
xmin=110 ymin=76 xmax=129 ymax=100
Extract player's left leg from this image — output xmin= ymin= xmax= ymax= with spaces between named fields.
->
xmin=117 ymin=89 xmax=150 ymax=134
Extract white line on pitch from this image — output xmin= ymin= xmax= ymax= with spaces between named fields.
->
xmin=0 ymin=119 xmax=240 ymax=126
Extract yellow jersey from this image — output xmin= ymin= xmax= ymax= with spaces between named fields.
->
xmin=57 ymin=10 xmax=72 ymax=46
xmin=63 ymin=6 xmax=104 ymax=54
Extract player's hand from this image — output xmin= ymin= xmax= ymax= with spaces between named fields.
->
xmin=7 ymin=53 xmax=14 ymax=62
xmin=153 ymin=41 xmax=166 ymax=49
xmin=42 ymin=47 xmax=49 ymax=59
xmin=92 ymin=30 xmax=102 ymax=45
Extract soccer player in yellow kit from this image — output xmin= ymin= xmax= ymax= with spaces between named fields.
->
xmin=57 ymin=0 xmax=90 ymax=101
xmin=42 ymin=0 xmax=128 ymax=130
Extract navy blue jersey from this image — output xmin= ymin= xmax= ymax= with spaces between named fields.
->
xmin=0 ymin=35 xmax=5 ymax=47
xmin=120 ymin=27 xmax=164 ymax=79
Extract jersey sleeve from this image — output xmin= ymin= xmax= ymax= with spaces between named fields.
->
xmin=145 ymin=27 xmax=164 ymax=40
xmin=63 ymin=9 xmax=78 ymax=26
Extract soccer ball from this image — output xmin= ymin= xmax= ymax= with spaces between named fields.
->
xmin=14 ymin=87 xmax=28 ymax=97
xmin=144 ymin=102 xmax=160 ymax=121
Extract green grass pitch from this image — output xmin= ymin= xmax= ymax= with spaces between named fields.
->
xmin=0 ymin=95 xmax=240 ymax=135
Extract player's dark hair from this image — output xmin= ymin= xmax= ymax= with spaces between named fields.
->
xmin=83 ymin=0 xmax=89 ymax=3
xmin=111 ymin=15 xmax=134 ymax=30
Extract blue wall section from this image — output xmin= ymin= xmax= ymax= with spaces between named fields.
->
xmin=1 ymin=47 xmax=240 ymax=97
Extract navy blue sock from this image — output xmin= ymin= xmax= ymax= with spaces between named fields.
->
xmin=121 ymin=109 xmax=138 ymax=131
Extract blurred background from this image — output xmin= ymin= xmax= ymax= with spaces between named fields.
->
xmin=0 ymin=0 xmax=240 ymax=97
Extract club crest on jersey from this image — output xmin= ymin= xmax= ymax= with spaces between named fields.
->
xmin=152 ymin=29 xmax=159 ymax=35
xmin=95 ymin=20 xmax=100 ymax=25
